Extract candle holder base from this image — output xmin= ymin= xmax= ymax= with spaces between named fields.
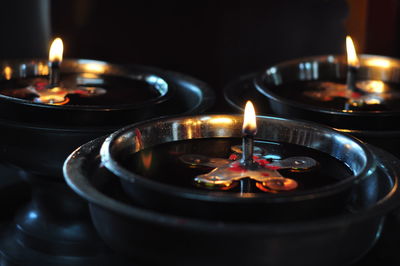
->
xmin=0 ymin=171 xmax=130 ymax=266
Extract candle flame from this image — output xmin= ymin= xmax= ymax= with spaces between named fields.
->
xmin=243 ymin=101 xmax=257 ymax=136
xmin=346 ymin=36 xmax=360 ymax=68
xmin=49 ymin=38 xmax=64 ymax=63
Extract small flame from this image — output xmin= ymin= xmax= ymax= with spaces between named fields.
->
xmin=243 ymin=101 xmax=257 ymax=136
xmin=49 ymin=38 xmax=64 ymax=63
xmin=346 ymin=36 xmax=360 ymax=68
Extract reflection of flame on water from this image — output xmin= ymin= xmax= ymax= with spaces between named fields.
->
xmin=82 ymin=63 xmax=106 ymax=74
xmin=364 ymin=58 xmax=392 ymax=69
xmin=208 ymin=117 xmax=234 ymax=125
xmin=133 ymin=128 xmax=153 ymax=171
xmin=37 ymin=62 xmax=49 ymax=75
xmin=141 ymin=151 xmax=153 ymax=171
xmin=303 ymin=79 xmax=399 ymax=108
xmin=134 ymin=128 xmax=144 ymax=151
xmin=256 ymin=178 xmax=298 ymax=193
xmin=357 ymin=80 xmax=386 ymax=93
xmin=3 ymin=66 xmax=12 ymax=80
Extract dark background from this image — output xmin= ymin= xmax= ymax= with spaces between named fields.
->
xmin=0 ymin=0 xmax=352 ymax=107
xmin=50 ymin=0 xmax=347 ymax=90
xmin=2 ymin=0 xmax=399 ymax=108
xmin=1 ymin=1 xmax=400 ymax=265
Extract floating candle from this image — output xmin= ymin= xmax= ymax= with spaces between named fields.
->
xmin=178 ymin=101 xmax=317 ymax=193
xmin=100 ymin=112 xmax=371 ymax=222
xmin=0 ymin=38 xmax=167 ymax=106
xmin=2 ymin=38 xmax=106 ymax=105
xmin=298 ymin=36 xmax=400 ymax=110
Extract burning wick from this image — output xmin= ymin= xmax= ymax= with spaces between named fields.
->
xmin=346 ymin=36 xmax=360 ymax=92
xmin=48 ymin=37 xmax=63 ymax=88
xmin=2 ymin=37 xmax=106 ymax=105
xmin=303 ymin=36 xmax=398 ymax=108
xmin=240 ymin=101 xmax=257 ymax=193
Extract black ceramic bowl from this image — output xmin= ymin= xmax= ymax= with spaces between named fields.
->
xmin=0 ymin=59 xmax=214 ymax=177
xmin=99 ymin=114 xmax=375 ymax=222
xmin=254 ymin=54 xmax=400 ymax=131
xmin=64 ymin=136 xmax=400 ymax=266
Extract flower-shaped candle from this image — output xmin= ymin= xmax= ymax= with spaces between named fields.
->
xmin=181 ymin=101 xmax=317 ymax=193
xmin=301 ymin=36 xmax=399 ymax=110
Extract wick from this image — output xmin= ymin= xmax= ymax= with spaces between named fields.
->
xmin=346 ymin=65 xmax=358 ymax=92
xmin=48 ymin=61 xmax=61 ymax=87
xmin=241 ymin=134 xmax=254 ymax=168
xmin=240 ymin=133 xmax=255 ymax=194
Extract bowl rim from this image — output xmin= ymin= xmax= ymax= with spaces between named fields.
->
xmin=63 ymin=136 xmax=400 ymax=235
xmin=254 ymin=54 xmax=400 ymax=118
xmin=99 ymin=114 xmax=376 ymax=204
xmin=0 ymin=61 xmax=215 ymax=127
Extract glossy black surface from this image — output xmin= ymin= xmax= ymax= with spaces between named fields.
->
xmin=128 ymin=138 xmax=352 ymax=191
xmin=266 ymin=79 xmax=400 ymax=111
xmin=0 ymin=74 xmax=165 ymax=106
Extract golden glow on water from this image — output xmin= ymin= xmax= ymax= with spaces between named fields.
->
xmin=208 ymin=117 xmax=234 ymax=125
xmin=141 ymin=151 xmax=153 ymax=171
xmin=3 ymin=66 xmax=12 ymax=80
xmin=82 ymin=63 xmax=106 ymax=74
xmin=364 ymin=58 xmax=392 ymax=69
xmin=361 ymin=80 xmax=385 ymax=93
xmin=37 ymin=62 xmax=49 ymax=75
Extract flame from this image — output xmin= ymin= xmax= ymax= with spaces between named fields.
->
xmin=49 ymin=38 xmax=64 ymax=63
xmin=243 ymin=101 xmax=257 ymax=136
xmin=346 ymin=36 xmax=360 ymax=68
